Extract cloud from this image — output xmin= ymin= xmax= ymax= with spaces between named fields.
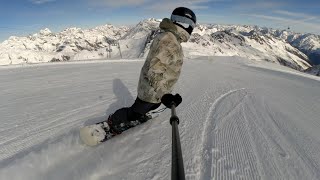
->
xmin=30 ymin=0 xmax=55 ymax=4
xmin=233 ymin=1 xmax=285 ymax=10
xmin=274 ymin=10 xmax=316 ymax=19
xmin=90 ymin=0 xmax=152 ymax=8
xmin=251 ymin=10 xmax=319 ymax=26
xmin=90 ymin=0 xmax=210 ymax=11
xmin=145 ymin=0 xmax=211 ymax=12
xmin=245 ymin=13 xmax=320 ymax=32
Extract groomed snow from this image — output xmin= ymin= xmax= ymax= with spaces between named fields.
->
xmin=0 ymin=56 xmax=319 ymax=180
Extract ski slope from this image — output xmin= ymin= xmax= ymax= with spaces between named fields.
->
xmin=0 ymin=57 xmax=319 ymax=180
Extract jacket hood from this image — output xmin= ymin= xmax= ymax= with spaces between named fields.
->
xmin=159 ymin=18 xmax=190 ymax=43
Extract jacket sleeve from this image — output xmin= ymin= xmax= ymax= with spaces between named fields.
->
xmin=146 ymin=33 xmax=181 ymax=97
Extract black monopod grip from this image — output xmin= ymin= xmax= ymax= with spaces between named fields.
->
xmin=161 ymin=94 xmax=182 ymax=108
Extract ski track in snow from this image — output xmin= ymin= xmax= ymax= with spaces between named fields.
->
xmin=0 ymin=57 xmax=320 ymax=180
xmin=195 ymin=87 xmax=320 ymax=180
xmin=197 ymin=88 xmax=255 ymax=180
xmin=192 ymin=88 xmax=265 ymax=180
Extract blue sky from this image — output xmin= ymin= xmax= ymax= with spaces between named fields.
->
xmin=0 ymin=0 xmax=319 ymax=41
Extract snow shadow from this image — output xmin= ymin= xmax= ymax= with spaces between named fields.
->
xmin=106 ymin=78 xmax=135 ymax=113
xmin=84 ymin=78 xmax=135 ymax=125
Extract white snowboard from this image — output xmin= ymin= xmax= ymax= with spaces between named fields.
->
xmin=80 ymin=110 xmax=161 ymax=146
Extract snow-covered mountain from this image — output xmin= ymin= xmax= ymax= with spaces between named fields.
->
xmin=1 ymin=18 xmax=319 ymax=73
xmin=0 ymin=25 xmax=129 ymax=64
xmin=272 ymin=30 xmax=320 ymax=65
xmin=304 ymin=65 xmax=320 ymax=76
xmin=186 ymin=27 xmax=311 ymax=71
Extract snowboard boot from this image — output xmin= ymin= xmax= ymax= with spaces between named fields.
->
xmin=106 ymin=116 xmax=125 ymax=135
xmin=106 ymin=114 xmax=152 ymax=135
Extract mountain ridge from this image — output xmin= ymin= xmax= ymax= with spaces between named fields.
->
xmin=0 ymin=18 xmax=319 ymax=76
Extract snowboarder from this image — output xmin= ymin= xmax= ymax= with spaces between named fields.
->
xmin=107 ymin=7 xmax=197 ymax=134
xmin=80 ymin=7 xmax=197 ymax=146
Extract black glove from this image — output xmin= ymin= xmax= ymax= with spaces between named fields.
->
xmin=161 ymin=94 xmax=182 ymax=108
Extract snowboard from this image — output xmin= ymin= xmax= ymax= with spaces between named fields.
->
xmin=80 ymin=111 xmax=161 ymax=146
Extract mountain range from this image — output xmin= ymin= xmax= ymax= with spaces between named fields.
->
xmin=0 ymin=18 xmax=319 ymax=76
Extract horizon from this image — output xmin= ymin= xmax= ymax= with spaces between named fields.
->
xmin=1 ymin=0 xmax=320 ymax=41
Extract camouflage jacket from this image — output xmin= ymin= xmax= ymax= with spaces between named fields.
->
xmin=137 ymin=18 xmax=190 ymax=103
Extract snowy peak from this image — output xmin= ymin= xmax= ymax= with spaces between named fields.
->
xmin=39 ymin=28 xmax=52 ymax=36
xmin=211 ymin=30 xmax=245 ymax=44
xmin=121 ymin=18 xmax=160 ymax=39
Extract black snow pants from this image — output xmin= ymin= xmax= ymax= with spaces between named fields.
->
xmin=109 ymin=97 xmax=161 ymax=127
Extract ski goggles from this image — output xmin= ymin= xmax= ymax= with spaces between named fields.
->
xmin=171 ymin=15 xmax=196 ymax=29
